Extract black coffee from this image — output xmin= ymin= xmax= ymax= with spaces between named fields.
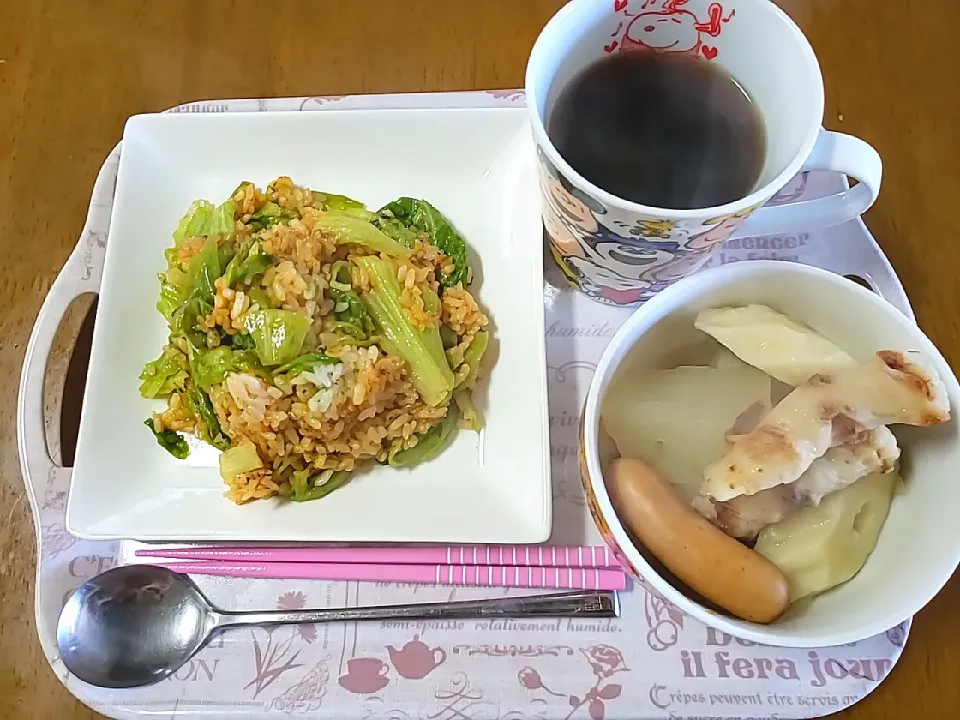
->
xmin=548 ymin=52 xmax=766 ymax=210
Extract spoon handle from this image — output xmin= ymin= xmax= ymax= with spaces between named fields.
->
xmin=214 ymin=590 xmax=619 ymax=629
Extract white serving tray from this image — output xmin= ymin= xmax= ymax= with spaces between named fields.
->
xmin=20 ymin=91 xmax=912 ymax=720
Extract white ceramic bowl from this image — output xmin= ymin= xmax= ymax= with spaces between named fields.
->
xmin=580 ymin=261 xmax=960 ymax=647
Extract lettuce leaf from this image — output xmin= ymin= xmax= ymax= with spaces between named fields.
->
xmin=211 ymin=199 xmax=237 ymax=236
xmin=160 ymin=236 xmax=221 ymax=346
xmin=170 ymin=292 xmax=213 ymax=350
xmin=241 ymin=309 xmax=311 ymax=366
xmin=139 ymin=347 xmax=189 ymax=398
xmin=161 ymin=261 xmax=190 ymax=290
xmin=173 ymin=200 xmax=214 ymax=246
xmin=156 ymin=280 xmax=184 ymax=322
xmin=192 ymin=347 xmax=265 ymax=389
xmin=329 ymin=287 xmax=375 ymax=339
xmin=187 ymin=236 xmax=221 ymax=303
xmin=172 ymin=197 xmax=235 ymax=247
xmin=379 ymin=198 xmax=469 ymax=287
xmin=376 ymin=218 xmax=419 ymax=248
xmin=143 ymin=419 xmax=190 ymax=459
xmin=222 ymin=241 xmax=275 ymax=288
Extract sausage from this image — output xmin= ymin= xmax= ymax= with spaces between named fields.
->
xmin=607 ymin=458 xmax=790 ymax=624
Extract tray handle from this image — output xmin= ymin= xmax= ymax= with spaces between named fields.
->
xmin=17 ymin=151 xmax=115 ymax=499
xmin=17 ymin=245 xmax=100 ymax=494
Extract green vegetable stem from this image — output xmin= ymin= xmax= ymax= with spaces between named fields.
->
xmin=456 ymin=330 xmax=489 ymax=390
xmin=454 ymin=389 xmax=483 ymax=433
xmin=355 ymin=256 xmax=455 ymax=406
xmin=312 ymin=190 xmax=369 ymax=214
xmin=247 ymin=201 xmax=295 ymax=231
xmin=274 ymin=352 xmax=339 ymax=376
xmin=315 ymin=213 xmax=411 ymax=257
xmin=290 ymin=470 xmax=353 ymax=502
xmin=389 ymin=404 xmax=459 ymax=467
xmin=143 ymin=419 xmax=190 ymax=459
xmin=182 ymin=382 xmax=232 ymax=451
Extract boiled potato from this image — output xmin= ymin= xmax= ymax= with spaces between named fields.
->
xmin=602 ymin=365 xmax=770 ymax=502
xmin=754 ymin=472 xmax=897 ymax=601
xmin=695 ymin=304 xmax=857 ymax=386
xmin=711 ymin=346 xmax=751 ymax=371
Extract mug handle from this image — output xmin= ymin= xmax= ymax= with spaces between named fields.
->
xmin=735 ymin=130 xmax=882 ymax=238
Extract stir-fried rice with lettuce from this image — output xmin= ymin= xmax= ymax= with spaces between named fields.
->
xmin=141 ymin=177 xmax=490 ymax=504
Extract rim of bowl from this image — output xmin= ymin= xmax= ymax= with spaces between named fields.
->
xmin=583 ymin=260 xmax=960 ymax=646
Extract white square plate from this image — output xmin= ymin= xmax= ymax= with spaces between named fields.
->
xmin=68 ymin=107 xmax=551 ymax=543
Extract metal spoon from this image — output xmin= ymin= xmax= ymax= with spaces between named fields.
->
xmin=57 ymin=564 xmax=620 ymax=688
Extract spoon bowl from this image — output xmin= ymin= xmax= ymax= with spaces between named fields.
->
xmin=58 ymin=565 xmax=218 ymax=688
xmin=57 ymin=564 xmax=620 ymax=688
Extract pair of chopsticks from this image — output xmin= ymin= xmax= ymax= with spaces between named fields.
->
xmin=136 ymin=544 xmax=628 ymax=590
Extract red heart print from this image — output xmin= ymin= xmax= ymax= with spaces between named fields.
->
xmin=604 ymin=41 xmax=619 ymax=53
xmin=701 ymin=45 xmax=718 ymax=60
xmin=614 ymin=0 xmax=628 ymax=11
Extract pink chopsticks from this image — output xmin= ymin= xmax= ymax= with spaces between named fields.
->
xmin=156 ymin=561 xmax=627 ymax=590
xmin=135 ymin=544 xmax=618 ymax=568
xmin=134 ymin=544 xmax=627 ymax=590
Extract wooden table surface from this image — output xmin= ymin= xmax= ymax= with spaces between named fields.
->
xmin=2 ymin=1 xmax=958 ymax=717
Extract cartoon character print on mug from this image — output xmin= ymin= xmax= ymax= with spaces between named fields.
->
xmin=637 ymin=243 xmax=717 ymax=298
xmin=637 ymin=207 xmax=760 ymax=295
xmin=538 ymin=148 xmax=683 ymax=305
xmin=618 ymin=0 xmax=735 ymax=60
xmin=682 ymin=207 xmax=756 ymax=250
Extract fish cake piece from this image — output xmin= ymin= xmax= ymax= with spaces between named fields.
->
xmin=701 ymin=351 xmax=948 ymax=502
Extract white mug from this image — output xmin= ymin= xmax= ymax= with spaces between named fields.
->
xmin=525 ymin=0 xmax=882 ymax=306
